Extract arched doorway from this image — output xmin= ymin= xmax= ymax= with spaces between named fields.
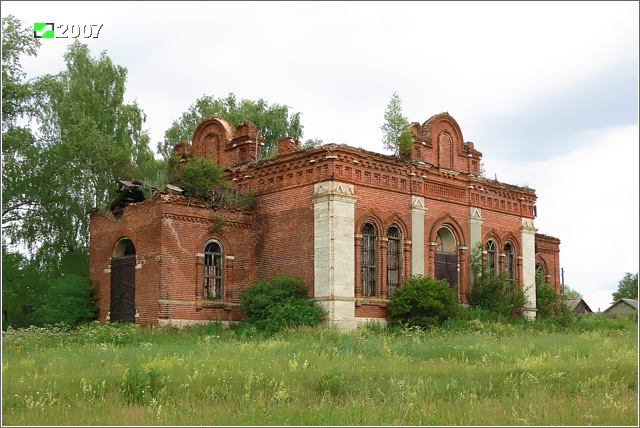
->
xmin=435 ymin=226 xmax=458 ymax=290
xmin=110 ymin=238 xmax=136 ymax=322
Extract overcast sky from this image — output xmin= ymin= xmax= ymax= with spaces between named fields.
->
xmin=3 ymin=1 xmax=638 ymax=312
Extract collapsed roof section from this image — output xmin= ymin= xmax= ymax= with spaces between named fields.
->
xmin=109 ymin=179 xmax=182 ymax=218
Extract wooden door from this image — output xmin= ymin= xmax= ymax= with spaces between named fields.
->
xmin=110 ymin=256 xmax=136 ymax=322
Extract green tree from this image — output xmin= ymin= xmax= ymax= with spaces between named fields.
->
xmin=1 ymin=16 xmax=44 ymax=253
xmin=562 ymin=284 xmax=582 ymax=300
xmin=159 ymin=93 xmax=303 ymax=161
xmin=29 ymin=274 xmax=98 ymax=327
xmin=3 ymin=41 xmax=157 ymax=268
xmin=1 ymin=249 xmax=46 ymax=329
xmin=612 ymin=272 xmax=638 ymax=301
xmin=2 ymin=29 xmax=154 ymax=327
xmin=2 ymin=15 xmax=40 ymax=124
xmin=380 ymin=92 xmax=414 ymax=156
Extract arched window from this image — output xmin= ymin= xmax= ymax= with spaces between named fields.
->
xmin=386 ymin=226 xmax=402 ymax=298
xmin=504 ymin=242 xmax=515 ymax=280
xmin=204 ymin=241 xmax=223 ymax=300
xmin=361 ymin=222 xmax=378 ymax=297
xmin=535 ymin=263 xmax=545 ymax=287
xmin=435 ymin=226 xmax=458 ymax=289
xmin=113 ymin=238 xmax=136 ymax=258
xmin=486 ymin=240 xmax=497 ymax=272
xmin=110 ymin=238 xmax=136 ymax=322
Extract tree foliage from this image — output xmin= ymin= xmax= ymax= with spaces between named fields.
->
xmin=3 ymin=35 xmax=158 ymax=268
xmin=2 ymin=19 xmax=155 ymax=328
xmin=612 ymin=272 xmax=638 ymax=301
xmin=380 ymin=92 xmax=414 ymax=156
xmin=2 ymin=247 xmax=97 ymax=329
xmin=562 ymin=284 xmax=583 ymax=300
xmin=387 ymin=275 xmax=462 ymax=328
xmin=159 ymin=93 xmax=303 ymax=161
xmin=2 ymin=15 xmax=40 ymax=125
xmin=2 ymin=15 xmax=45 ymax=252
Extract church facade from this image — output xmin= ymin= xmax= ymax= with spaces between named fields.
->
xmin=89 ymin=113 xmax=561 ymax=328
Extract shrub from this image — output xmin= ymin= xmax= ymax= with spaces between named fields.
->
xmin=468 ymin=271 xmax=527 ymax=320
xmin=175 ymin=157 xmax=223 ymax=202
xmin=239 ymin=273 xmax=326 ymax=334
xmin=469 ymin=243 xmax=527 ymax=320
xmin=29 ymin=274 xmax=98 ymax=327
xmin=536 ymin=277 xmax=572 ymax=320
xmin=120 ymin=367 xmax=162 ymax=405
xmin=387 ymin=275 xmax=462 ymax=328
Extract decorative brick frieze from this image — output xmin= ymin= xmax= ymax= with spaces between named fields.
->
xmin=90 ymin=112 xmax=561 ymax=328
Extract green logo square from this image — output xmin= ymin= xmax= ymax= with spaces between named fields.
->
xmin=34 ymin=23 xmax=54 ymax=38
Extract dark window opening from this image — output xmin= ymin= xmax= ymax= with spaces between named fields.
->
xmin=435 ymin=227 xmax=458 ymax=290
xmin=361 ymin=222 xmax=378 ymax=297
xmin=386 ymin=226 xmax=401 ymax=298
xmin=504 ymin=242 xmax=515 ymax=280
xmin=204 ymin=242 xmax=223 ymax=300
xmin=535 ymin=263 xmax=545 ymax=286
xmin=486 ymin=240 xmax=497 ymax=273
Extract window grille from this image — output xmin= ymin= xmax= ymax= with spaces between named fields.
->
xmin=386 ymin=226 xmax=401 ymax=298
xmin=361 ymin=222 xmax=378 ymax=297
xmin=204 ymin=242 xmax=223 ymax=300
xmin=504 ymin=242 xmax=515 ymax=280
xmin=486 ymin=240 xmax=497 ymax=272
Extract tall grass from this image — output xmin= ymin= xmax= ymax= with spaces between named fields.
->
xmin=2 ymin=315 xmax=637 ymax=426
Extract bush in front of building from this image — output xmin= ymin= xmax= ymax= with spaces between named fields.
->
xmin=535 ymin=270 xmax=575 ymax=325
xmin=387 ymin=275 xmax=462 ymax=328
xmin=239 ymin=273 xmax=327 ymax=334
xmin=468 ymin=271 xmax=527 ymax=321
xmin=468 ymin=243 xmax=527 ymax=321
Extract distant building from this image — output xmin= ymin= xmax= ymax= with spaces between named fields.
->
xmin=566 ymin=298 xmax=593 ymax=314
xmin=89 ymin=113 xmax=562 ymax=328
xmin=603 ymin=298 xmax=638 ymax=318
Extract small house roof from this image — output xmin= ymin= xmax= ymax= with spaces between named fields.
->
xmin=603 ymin=298 xmax=638 ymax=313
xmin=566 ymin=299 xmax=581 ymax=309
xmin=566 ymin=298 xmax=593 ymax=313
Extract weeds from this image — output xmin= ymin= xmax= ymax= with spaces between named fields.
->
xmin=2 ymin=317 xmax=637 ymax=426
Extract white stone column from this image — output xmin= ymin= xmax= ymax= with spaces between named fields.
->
xmin=312 ymin=181 xmax=358 ymax=329
xmin=410 ymin=196 xmax=427 ymax=276
xmin=469 ymin=207 xmax=484 ymax=288
xmin=521 ymin=217 xmax=538 ymax=319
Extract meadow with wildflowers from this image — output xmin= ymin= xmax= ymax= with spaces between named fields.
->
xmin=2 ymin=315 xmax=637 ymax=426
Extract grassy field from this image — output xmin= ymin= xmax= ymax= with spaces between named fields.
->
xmin=2 ymin=315 xmax=638 ymax=426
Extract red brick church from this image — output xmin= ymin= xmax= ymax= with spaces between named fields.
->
xmin=89 ymin=113 xmax=561 ymax=328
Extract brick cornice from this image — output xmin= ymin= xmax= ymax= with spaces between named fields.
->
xmin=162 ymin=213 xmax=252 ymax=229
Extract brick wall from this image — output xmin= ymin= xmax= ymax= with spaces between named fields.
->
xmin=89 ymin=112 xmax=560 ymax=327
xmin=535 ymin=233 xmax=561 ymax=292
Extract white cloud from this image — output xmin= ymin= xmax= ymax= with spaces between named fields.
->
xmin=484 ymin=125 xmax=640 ymax=312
